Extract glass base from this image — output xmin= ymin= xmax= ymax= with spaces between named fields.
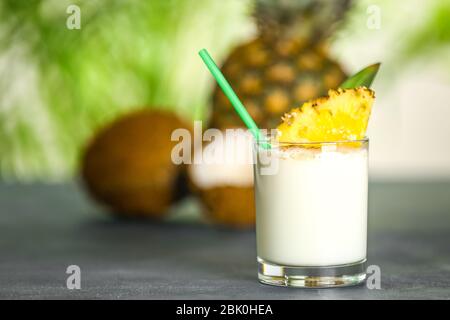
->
xmin=258 ymin=257 xmax=367 ymax=288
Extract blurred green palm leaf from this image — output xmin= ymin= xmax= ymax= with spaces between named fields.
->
xmin=0 ymin=0 xmax=252 ymax=181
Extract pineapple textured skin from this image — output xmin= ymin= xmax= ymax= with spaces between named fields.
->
xmin=211 ymin=0 xmax=352 ymax=130
xmin=211 ymin=38 xmax=347 ymax=130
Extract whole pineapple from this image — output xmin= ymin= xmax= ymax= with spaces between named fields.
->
xmin=211 ymin=0 xmax=351 ymax=129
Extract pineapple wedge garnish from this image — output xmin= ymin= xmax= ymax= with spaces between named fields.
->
xmin=276 ymin=87 xmax=375 ymax=143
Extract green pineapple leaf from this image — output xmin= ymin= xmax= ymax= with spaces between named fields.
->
xmin=340 ymin=63 xmax=381 ymax=89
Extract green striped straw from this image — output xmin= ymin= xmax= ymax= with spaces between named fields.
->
xmin=198 ymin=49 xmax=270 ymax=149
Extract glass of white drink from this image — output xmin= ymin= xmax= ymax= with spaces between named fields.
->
xmin=254 ymin=137 xmax=368 ymax=288
xmin=252 ymin=86 xmax=375 ymax=288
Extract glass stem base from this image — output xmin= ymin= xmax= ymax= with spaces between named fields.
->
xmin=258 ymin=257 xmax=367 ymax=288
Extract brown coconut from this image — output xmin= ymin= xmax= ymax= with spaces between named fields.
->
xmin=188 ymin=129 xmax=255 ymax=228
xmin=81 ymin=109 xmax=191 ymax=218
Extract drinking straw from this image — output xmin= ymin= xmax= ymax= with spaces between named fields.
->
xmin=198 ymin=49 xmax=270 ymax=149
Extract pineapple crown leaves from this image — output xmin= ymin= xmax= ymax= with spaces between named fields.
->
xmin=340 ymin=63 xmax=380 ymax=89
xmin=254 ymin=0 xmax=352 ymax=39
xmin=254 ymin=0 xmax=351 ymax=21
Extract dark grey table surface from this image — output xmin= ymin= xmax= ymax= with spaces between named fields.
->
xmin=0 ymin=181 xmax=449 ymax=300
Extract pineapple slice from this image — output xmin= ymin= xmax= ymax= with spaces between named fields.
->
xmin=276 ymin=87 xmax=375 ymax=143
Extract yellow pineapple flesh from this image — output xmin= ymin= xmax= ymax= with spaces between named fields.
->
xmin=276 ymin=87 xmax=375 ymax=143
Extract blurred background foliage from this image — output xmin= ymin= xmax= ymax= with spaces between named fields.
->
xmin=0 ymin=0 xmax=253 ymax=180
xmin=333 ymin=0 xmax=450 ymax=76
xmin=0 ymin=0 xmax=449 ymax=181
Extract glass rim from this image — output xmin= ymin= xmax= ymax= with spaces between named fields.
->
xmin=255 ymin=136 xmax=369 ymax=146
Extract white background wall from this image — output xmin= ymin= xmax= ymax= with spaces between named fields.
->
xmin=332 ymin=0 xmax=450 ymax=180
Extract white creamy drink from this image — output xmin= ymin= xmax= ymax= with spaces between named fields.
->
xmin=255 ymin=144 xmax=368 ymax=267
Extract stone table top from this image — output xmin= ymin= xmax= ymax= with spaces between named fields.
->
xmin=0 ymin=182 xmax=449 ymax=299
